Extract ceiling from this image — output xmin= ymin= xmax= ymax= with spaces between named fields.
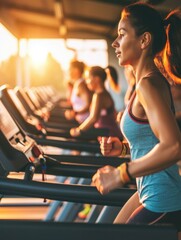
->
xmin=0 ymin=0 xmax=180 ymax=40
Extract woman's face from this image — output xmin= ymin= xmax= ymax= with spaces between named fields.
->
xmin=86 ymin=74 xmax=97 ymax=92
xmin=69 ymin=67 xmax=81 ymax=81
xmin=112 ymin=18 xmax=142 ymax=67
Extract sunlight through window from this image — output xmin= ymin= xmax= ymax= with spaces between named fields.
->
xmin=0 ymin=22 xmax=108 ymax=90
xmin=19 ymin=38 xmax=108 ymax=70
xmin=0 ymin=23 xmax=17 ymax=63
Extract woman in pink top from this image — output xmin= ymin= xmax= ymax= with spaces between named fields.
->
xmin=70 ymin=66 xmax=122 ymax=139
xmin=64 ymin=60 xmax=92 ymax=123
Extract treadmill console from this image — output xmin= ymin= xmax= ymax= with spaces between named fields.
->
xmin=0 ymin=100 xmax=42 ymax=178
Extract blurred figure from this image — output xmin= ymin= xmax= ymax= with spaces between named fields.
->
xmin=105 ymin=65 xmax=125 ymax=112
xmin=70 ymin=66 xmax=123 ymax=139
xmin=70 ymin=65 xmax=123 ymax=220
xmin=64 ymin=60 xmax=92 ymax=123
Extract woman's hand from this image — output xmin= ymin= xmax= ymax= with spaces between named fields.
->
xmin=64 ymin=109 xmax=75 ymax=120
xmin=99 ymin=137 xmax=123 ymax=156
xmin=92 ymin=165 xmax=123 ymax=195
xmin=70 ymin=127 xmax=81 ymax=137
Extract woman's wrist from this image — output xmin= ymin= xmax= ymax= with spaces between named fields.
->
xmin=74 ymin=108 xmax=88 ymax=115
xmin=120 ymin=142 xmax=128 ymax=157
xmin=70 ymin=127 xmax=81 ymax=136
xmin=78 ymin=127 xmax=84 ymax=133
xmin=117 ymin=162 xmax=133 ymax=185
xmin=76 ymin=127 xmax=82 ymax=135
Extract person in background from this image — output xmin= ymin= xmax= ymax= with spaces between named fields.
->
xmin=70 ymin=65 xmax=123 ymax=219
xmin=64 ymin=60 xmax=92 ymax=124
xmin=105 ymin=65 xmax=125 ymax=113
xmin=92 ymin=3 xmax=181 ymax=237
xmin=70 ymin=66 xmax=123 ymax=139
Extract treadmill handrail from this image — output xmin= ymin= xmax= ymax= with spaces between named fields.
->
xmin=0 ymin=220 xmax=177 ymax=240
xmin=45 ymin=154 xmax=130 ymax=166
xmin=0 ymin=177 xmax=135 ymax=206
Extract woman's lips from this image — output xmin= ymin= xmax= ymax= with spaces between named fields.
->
xmin=115 ymin=51 xmax=121 ymax=58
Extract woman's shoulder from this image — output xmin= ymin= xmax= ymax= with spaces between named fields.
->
xmin=137 ymin=72 xmax=171 ymax=105
xmin=93 ymin=91 xmax=112 ymax=103
xmin=138 ymin=71 xmax=167 ymax=91
xmin=79 ymin=80 xmax=91 ymax=92
xmin=97 ymin=90 xmax=113 ymax=99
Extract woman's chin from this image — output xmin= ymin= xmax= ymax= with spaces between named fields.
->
xmin=119 ymin=61 xmax=125 ymax=67
xmin=118 ymin=58 xmax=126 ymax=67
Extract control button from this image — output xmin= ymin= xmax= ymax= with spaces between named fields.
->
xmin=29 ymin=156 xmax=35 ymax=162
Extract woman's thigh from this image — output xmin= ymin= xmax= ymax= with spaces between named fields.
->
xmin=114 ymin=191 xmax=140 ymax=224
xmin=127 ymin=205 xmax=181 ymax=232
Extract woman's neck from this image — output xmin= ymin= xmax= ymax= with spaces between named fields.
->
xmin=133 ymin=58 xmax=158 ymax=83
xmin=95 ymin=85 xmax=106 ymax=94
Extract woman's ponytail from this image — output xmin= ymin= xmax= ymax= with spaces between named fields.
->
xmin=162 ymin=10 xmax=181 ymax=84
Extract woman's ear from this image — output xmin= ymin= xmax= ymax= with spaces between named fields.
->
xmin=140 ymin=32 xmax=152 ymax=49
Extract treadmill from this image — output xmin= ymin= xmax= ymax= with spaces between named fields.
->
xmin=0 ymin=100 xmax=176 ymax=240
xmin=0 ymin=85 xmax=107 ymax=153
xmin=0 ymin=97 xmax=134 ymax=204
xmin=15 ymin=86 xmax=76 ymax=129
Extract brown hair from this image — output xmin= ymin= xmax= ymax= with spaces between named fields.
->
xmin=70 ymin=60 xmax=85 ymax=74
xmin=89 ymin=66 xmax=107 ymax=83
xmin=162 ymin=9 xmax=181 ymax=84
xmin=122 ymin=3 xmax=181 ymax=84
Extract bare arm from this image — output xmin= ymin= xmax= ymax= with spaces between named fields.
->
xmin=79 ymin=93 xmax=102 ymax=131
xmin=69 ymin=93 xmax=103 ymax=136
xmin=77 ymin=82 xmax=92 ymax=114
xmin=128 ymin=78 xmax=181 ymax=178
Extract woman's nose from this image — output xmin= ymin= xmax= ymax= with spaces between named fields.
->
xmin=112 ymin=39 xmax=119 ymax=48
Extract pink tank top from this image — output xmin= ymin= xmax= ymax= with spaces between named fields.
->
xmin=94 ymin=105 xmax=122 ymax=138
xmin=70 ymin=78 xmax=89 ymax=123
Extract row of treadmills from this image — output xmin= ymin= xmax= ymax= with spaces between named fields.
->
xmin=0 ymin=84 xmax=178 ymax=240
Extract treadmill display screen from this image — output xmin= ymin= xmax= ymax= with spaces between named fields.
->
xmin=0 ymin=101 xmax=19 ymax=139
xmin=8 ymin=89 xmax=28 ymax=118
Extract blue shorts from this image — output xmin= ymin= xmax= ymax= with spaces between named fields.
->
xmin=127 ymin=205 xmax=181 ymax=231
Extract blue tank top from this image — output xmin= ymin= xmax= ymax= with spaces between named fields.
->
xmin=121 ymin=92 xmax=181 ymax=212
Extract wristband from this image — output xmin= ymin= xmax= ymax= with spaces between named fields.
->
xmin=121 ymin=143 xmax=127 ymax=157
xmin=117 ymin=162 xmax=133 ymax=184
